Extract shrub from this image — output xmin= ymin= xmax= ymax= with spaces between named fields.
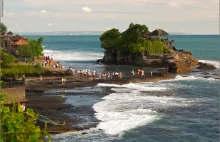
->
xmin=1 ymin=65 xmax=43 ymax=77
xmin=0 ymin=51 xmax=16 ymax=66
xmin=35 ymin=63 xmax=42 ymax=70
xmin=0 ymin=91 xmax=50 ymax=141
xmin=163 ymin=48 xmax=170 ymax=54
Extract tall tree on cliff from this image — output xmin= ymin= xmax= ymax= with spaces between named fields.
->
xmin=121 ymin=24 xmax=149 ymax=53
xmin=0 ymin=23 xmax=7 ymax=33
xmin=100 ymin=28 xmax=121 ymax=49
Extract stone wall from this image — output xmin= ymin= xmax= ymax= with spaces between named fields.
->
xmin=2 ymin=87 xmax=26 ymax=104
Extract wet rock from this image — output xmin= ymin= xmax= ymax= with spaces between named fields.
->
xmin=197 ymin=62 xmax=216 ymax=70
xmin=204 ymin=76 xmax=211 ymax=78
xmin=82 ymin=132 xmax=88 ymax=135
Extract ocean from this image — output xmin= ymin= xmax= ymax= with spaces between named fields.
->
xmin=26 ymin=34 xmax=220 ymax=142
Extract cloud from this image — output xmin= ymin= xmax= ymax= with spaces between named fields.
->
xmin=48 ymin=23 xmax=53 ymax=27
xmin=48 ymin=22 xmax=60 ymax=27
xmin=40 ymin=10 xmax=47 ymax=14
xmin=82 ymin=7 xmax=92 ymax=13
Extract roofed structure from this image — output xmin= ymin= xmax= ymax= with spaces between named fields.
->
xmin=11 ymin=36 xmax=26 ymax=41
xmin=7 ymin=31 xmax=13 ymax=35
xmin=150 ymin=29 xmax=169 ymax=36
xmin=13 ymin=38 xmax=29 ymax=46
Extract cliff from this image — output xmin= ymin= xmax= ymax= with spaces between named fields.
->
xmin=102 ymin=48 xmax=198 ymax=73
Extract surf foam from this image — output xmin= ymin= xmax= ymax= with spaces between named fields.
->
xmin=199 ymin=60 xmax=220 ymax=68
xmin=93 ymin=83 xmax=193 ymax=136
xmin=43 ymin=49 xmax=103 ymax=61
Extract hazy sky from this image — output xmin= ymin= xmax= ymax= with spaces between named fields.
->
xmin=2 ymin=0 xmax=219 ymax=34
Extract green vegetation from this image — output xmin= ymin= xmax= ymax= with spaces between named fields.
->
xmin=18 ymin=37 xmax=44 ymax=58
xmin=18 ymin=45 xmax=33 ymax=58
xmin=0 ymin=91 xmax=50 ymax=141
xmin=0 ymin=23 xmax=7 ymax=33
xmin=0 ymin=49 xmax=16 ymax=66
xmin=100 ymin=23 xmax=169 ymax=55
xmin=1 ymin=65 xmax=43 ymax=77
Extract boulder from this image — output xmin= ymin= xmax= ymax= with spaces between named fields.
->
xmin=196 ymin=62 xmax=216 ymax=70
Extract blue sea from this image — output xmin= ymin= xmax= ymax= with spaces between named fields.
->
xmin=26 ymin=34 xmax=220 ymax=142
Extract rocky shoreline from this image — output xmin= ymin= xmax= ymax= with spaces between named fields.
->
xmin=24 ymin=73 xmax=175 ymax=134
xmin=3 ymin=61 xmax=218 ymax=134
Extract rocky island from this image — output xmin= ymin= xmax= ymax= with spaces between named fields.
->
xmin=99 ymin=23 xmax=198 ymax=73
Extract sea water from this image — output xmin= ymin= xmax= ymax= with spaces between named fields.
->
xmin=26 ymin=34 xmax=220 ymax=142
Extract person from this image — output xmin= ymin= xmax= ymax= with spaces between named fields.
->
xmin=131 ymin=70 xmax=134 ymax=76
xmin=21 ymin=102 xmax=25 ymax=112
xmin=40 ymin=75 xmax=43 ymax=81
xmin=61 ymin=78 xmax=66 ymax=84
xmin=138 ymin=69 xmax=141 ymax=77
xmin=141 ymin=70 xmax=144 ymax=76
xmin=22 ymin=74 xmax=26 ymax=85
xmin=151 ymin=71 xmax=153 ymax=77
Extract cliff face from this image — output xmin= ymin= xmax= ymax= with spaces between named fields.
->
xmin=102 ymin=49 xmax=198 ymax=73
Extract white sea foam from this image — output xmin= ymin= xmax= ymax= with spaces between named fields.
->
xmin=94 ymin=108 xmax=159 ymax=135
xmin=174 ymin=75 xmax=200 ymax=81
xmin=122 ymin=83 xmax=167 ymax=91
xmin=93 ymin=83 xmax=193 ymax=136
xmin=97 ymin=83 xmax=121 ymax=88
xmin=199 ymin=60 xmax=220 ymax=68
xmin=43 ymin=49 xmax=104 ymax=61
xmin=173 ymin=75 xmax=217 ymax=81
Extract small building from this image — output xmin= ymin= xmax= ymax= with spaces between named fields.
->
xmin=0 ymin=34 xmax=29 ymax=56
xmin=11 ymin=36 xmax=29 ymax=47
xmin=7 ymin=31 xmax=13 ymax=36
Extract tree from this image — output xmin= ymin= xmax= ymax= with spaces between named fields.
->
xmin=121 ymin=24 xmax=149 ymax=53
xmin=0 ymin=23 xmax=7 ymax=33
xmin=0 ymin=49 xmax=16 ymax=66
xmin=100 ymin=23 xmax=166 ymax=55
xmin=18 ymin=45 xmax=33 ymax=58
xmin=100 ymin=28 xmax=121 ymax=49
xmin=27 ymin=38 xmax=44 ymax=58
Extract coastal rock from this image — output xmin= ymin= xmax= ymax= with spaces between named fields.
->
xmin=103 ymin=48 xmax=198 ymax=73
xmin=196 ymin=62 xmax=216 ymax=70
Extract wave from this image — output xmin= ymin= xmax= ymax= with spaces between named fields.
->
xmin=43 ymin=49 xmax=104 ymax=61
xmin=199 ymin=60 xmax=220 ymax=68
xmin=93 ymin=83 xmax=194 ymax=136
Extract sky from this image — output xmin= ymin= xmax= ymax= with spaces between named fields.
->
xmin=1 ymin=0 xmax=219 ymax=34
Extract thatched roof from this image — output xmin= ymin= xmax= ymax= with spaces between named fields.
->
xmin=7 ymin=31 xmax=13 ymax=35
xmin=150 ymin=29 xmax=169 ymax=36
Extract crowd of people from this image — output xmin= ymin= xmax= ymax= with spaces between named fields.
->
xmin=67 ymin=68 xmax=124 ymax=80
xmin=42 ymin=55 xmax=62 ymax=69
xmin=38 ymin=55 xmax=159 ymax=82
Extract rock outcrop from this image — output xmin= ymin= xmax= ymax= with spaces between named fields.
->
xmin=196 ymin=62 xmax=216 ymax=70
xmin=101 ymin=49 xmax=198 ymax=73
